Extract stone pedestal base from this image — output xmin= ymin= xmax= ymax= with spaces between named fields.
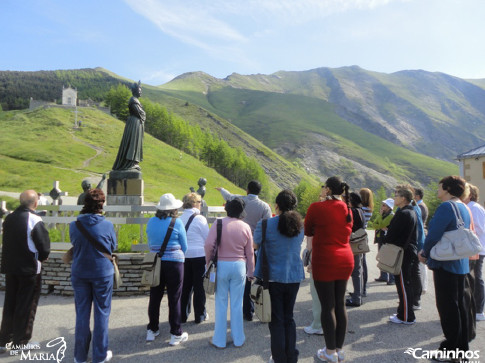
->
xmin=107 ymin=195 xmax=144 ymax=205
xmin=107 ymin=170 xmax=144 ymax=205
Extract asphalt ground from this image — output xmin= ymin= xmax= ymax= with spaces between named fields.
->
xmin=1 ymin=230 xmax=484 ymax=363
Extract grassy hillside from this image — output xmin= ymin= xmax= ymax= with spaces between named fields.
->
xmin=0 ymin=107 xmax=246 ymax=205
xmin=158 ymin=83 xmax=458 ymax=186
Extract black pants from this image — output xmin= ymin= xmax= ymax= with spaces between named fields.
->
xmin=0 ymin=273 xmax=42 ymax=346
xmin=147 ymin=261 xmax=184 ymax=336
xmin=314 ymin=279 xmax=349 ymax=350
xmin=433 ymin=268 xmax=469 ymax=351
xmin=394 ymin=255 xmax=415 ymax=322
xmin=268 ymin=282 xmax=300 ymax=363
xmin=243 ymin=251 xmax=256 ymax=318
xmin=180 ymin=257 xmax=207 ymax=323
xmin=410 ymin=253 xmax=422 ymax=306
xmin=465 ymin=260 xmax=476 ymax=342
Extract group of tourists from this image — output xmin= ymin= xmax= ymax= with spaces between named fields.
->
xmin=0 ymin=174 xmax=484 ymax=363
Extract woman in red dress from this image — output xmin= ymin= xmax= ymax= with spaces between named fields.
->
xmin=304 ymin=176 xmax=354 ymax=363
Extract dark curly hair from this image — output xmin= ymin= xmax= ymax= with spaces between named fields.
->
xmin=439 ymin=175 xmax=466 ymax=198
xmin=81 ymin=188 xmax=105 ymax=214
xmin=275 ymin=190 xmax=302 ymax=237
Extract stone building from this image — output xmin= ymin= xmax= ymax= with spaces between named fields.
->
xmin=457 ymin=143 xmax=485 ymax=206
xmin=62 ymin=86 xmax=77 ymax=106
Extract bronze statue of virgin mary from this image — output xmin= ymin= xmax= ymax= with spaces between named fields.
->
xmin=112 ymin=81 xmax=146 ymax=171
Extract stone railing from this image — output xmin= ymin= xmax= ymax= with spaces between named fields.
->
xmin=0 ymin=204 xmax=226 ymax=296
xmin=0 ymin=251 xmax=149 ymax=296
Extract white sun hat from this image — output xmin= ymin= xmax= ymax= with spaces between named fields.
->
xmin=156 ymin=193 xmax=183 ymax=211
xmin=382 ymin=198 xmax=394 ymax=209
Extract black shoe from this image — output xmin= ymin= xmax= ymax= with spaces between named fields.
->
xmin=375 ymin=278 xmax=387 ymax=282
xmin=244 ymin=314 xmax=253 ymax=321
xmin=345 ymin=298 xmax=361 ymax=307
xmin=387 ymin=281 xmax=395 ymax=285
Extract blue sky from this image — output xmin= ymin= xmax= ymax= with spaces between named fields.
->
xmin=2 ymin=0 xmax=484 ymax=86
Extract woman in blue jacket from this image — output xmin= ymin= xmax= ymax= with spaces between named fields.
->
xmin=70 ymin=189 xmax=117 ymax=363
xmin=253 ymin=190 xmax=305 ymax=363
xmin=145 ymin=193 xmax=188 ymax=346
xmin=419 ymin=176 xmax=471 ymax=354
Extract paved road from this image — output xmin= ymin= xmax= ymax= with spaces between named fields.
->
xmin=1 ymin=231 xmax=484 ymax=362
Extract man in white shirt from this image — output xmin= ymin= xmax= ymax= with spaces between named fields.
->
xmin=467 ymin=184 xmax=485 ymax=321
xmin=216 ymin=181 xmax=272 ymax=321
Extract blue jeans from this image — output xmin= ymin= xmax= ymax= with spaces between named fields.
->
xmin=72 ymin=275 xmax=113 ymax=363
xmin=212 ymin=260 xmax=246 ymax=347
xmin=268 ymin=282 xmax=300 ymax=363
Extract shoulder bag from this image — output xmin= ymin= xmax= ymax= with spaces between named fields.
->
xmin=75 ymin=220 xmax=123 ymax=289
xmin=140 ymin=217 xmax=176 ymax=287
xmin=203 ymin=219 xmax=222 ymax=295
xmin=376 ymin=243 xmax=404 ymax=275
xmin=250 ymin=219 xmax=271 ymax=323
xmin=350 ymin=208 xmax=370 ymax=254
xmin=430 ymin=201 xmax=481 ymax=261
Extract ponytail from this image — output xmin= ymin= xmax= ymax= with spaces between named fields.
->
xmin=278 ymin=210 xmax=303 ymax=237
xmin=342 ymin=182 xmax=352 ymax=222
xmin=275 ymin=189 xmax=302 ymax=237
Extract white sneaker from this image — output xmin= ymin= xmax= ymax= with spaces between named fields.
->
xmin=476 ymin=312 xmax=485 ymax=321
xmin=101 ymin=350 xmax=112 ymax=363
xmin=169 ymin=332 xmax=188 ymax=346
xmin=337 ymin=350 xmax=345 ymax=362
xmin=317 ymin=347 xmax=338 ymax=362
xmin=389 ymin=315 xmax=415 ymax=325
xmin=146 ymin=329 xmax=160 ymax=342
xmin=304 ymin=325 xmax=324 ymax=335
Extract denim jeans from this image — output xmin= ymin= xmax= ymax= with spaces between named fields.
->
xmin=147 ymin=261 xmax=184 ymax=336
xmin=268 ymin=282 xmax=300 ymax=363
xmin=212 ymin=260 xmax=246 ymax=348
xmin=350 ymin=254 xmax=363 ymax=304
xmin=71 ymin=274 xmax=113 ymax=363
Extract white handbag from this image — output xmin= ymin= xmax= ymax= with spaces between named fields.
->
xmin=430 ymin=201 xmax=481 ymax=261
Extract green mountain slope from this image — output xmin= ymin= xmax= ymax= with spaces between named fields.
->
xmin=158 ymin=84 xmax=457 ymax=188
xmin=0 ymin=69 xmax=318 ymax=192
xmin=0 ymin=107 xmax=245 ymax=204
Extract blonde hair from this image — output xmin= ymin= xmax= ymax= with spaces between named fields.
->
xmin=469 ymin=184 xmax=479 ymax=202
xmin=461 ymin=183 xmax=471 ymax=202
xmin=183 ymin=192 xmax=201 ymax=209
xmin=359 ymin=188 xmax=374 ymax=210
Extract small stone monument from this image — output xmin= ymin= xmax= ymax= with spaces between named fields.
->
xmin=190 ymin=178 xmax=208 ymax=216
xmin=108 ymin=81 xmax=145 ymax=205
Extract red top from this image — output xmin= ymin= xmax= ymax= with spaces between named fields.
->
xmin=305 ymin=199 xmax=354 ymax=281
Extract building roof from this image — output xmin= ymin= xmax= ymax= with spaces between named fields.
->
xmin=457 ymin=143 xmax=485 ymax=159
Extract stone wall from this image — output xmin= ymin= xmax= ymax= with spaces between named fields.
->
xmin=0 ymin=252 xmax=150 ymax=297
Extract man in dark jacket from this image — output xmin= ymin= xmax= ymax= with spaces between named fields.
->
xmin=0 ymin=190 xmax=50 ymax=352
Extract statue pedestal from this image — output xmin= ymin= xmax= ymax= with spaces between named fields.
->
xmin=107 ymin=170 xmax=144 ymax=205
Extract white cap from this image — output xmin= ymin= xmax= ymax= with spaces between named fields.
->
xmin=382 ymin=198 xmax=394 ymax=209
xmin=156 ymin=193 xmax=183 ymax=211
